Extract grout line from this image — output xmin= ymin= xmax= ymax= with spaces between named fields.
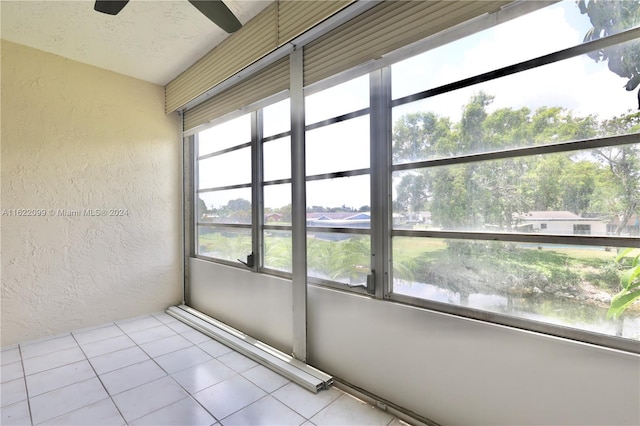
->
xmin=110 ymin=316 xmax=221 ymax=423
xmin=217 ymin=393 xmax=272 ymax=424
xmin=17 ymin=345 xmax=34 ymax=426
xmin=70 ymin=331 xmax=130 ymax=425
xmin=11 ymin=315 xmax=396 ymax=426
xmin=134 ymin=333 xmax=222 ymax=424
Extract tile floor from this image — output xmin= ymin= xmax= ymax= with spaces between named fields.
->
xmin=1 ymin=313 xmax=407 ymax=426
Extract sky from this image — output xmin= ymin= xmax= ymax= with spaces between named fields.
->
xmin=198 ymin=0 xmax=639 ymax=212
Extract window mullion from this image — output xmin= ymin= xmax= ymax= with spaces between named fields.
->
xmin=370 ymin=66 xmax=393 ymax=300
xmin=290 ymin=47 xmax=308 ymax=362
xmin=252 ymin=110 xmax=263 ymax=272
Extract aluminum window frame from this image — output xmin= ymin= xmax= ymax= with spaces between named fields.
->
xmin=303 ymin=78 xmax=374 ymax=292
xmin=384 ymin=24 xmax=640 ymax=354
xmin=194 ymin=112 xmax=255 ymax=268
xmin=261 ymin=107 xmax=294 ymax=278
xmin=185 ymin=1 xmax=640 ymax=354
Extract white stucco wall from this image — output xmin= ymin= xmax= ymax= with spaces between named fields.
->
xmin=1 ymin=40 xmax=182 ymax=346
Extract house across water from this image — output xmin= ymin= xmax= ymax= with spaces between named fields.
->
xmin=515 ymin=211 xmax=607 ymax=235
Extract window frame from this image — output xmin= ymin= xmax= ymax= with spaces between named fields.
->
xmin=185 ymin=3 xmax=640 ymax=354
xmin=382 ymin=19 xmax=640 ymax=353
xmin=303 ymin=77 xmax=374 ymax=293
xmin=194 ymin=114 xmax=255 ymax=269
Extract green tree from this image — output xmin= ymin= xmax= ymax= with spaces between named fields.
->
xmin=197 ymin=197 xmax=209 ymax=219
xmin=392 ymin=112 xmax=452 ymax=162
xmin=559 ymin=160 xmax=599 ymax=215
xmin=594 ymin=112 xmax=640 ymax=234
xmin=395 ymin=173 xmax=428 ymax=214
xmin=221 ymin=198 xmax=252 ymax=223
xmin=577 ymin=0 xmax=640 ymax=109
xmin=522 ymin=155 xmax=568 ymax=211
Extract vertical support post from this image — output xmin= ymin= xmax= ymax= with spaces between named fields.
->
xmin=252 ymin=110 xmax=264 ymax=272
xmin=184 ymin=130 xmax=196 ymax=305
xmin=370 ymin=67 xmax=392 ymax=300
xmin=290 ymin=47 xmax=307 ymax=361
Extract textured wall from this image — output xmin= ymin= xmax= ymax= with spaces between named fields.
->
xmin=1 ymin=40 xmax=182 ymax=346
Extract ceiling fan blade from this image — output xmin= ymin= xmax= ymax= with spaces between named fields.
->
xmin=188 ymin=0 xmax=242 ymax=33
xmin=94 ymin=0 xmax=129 ymax=15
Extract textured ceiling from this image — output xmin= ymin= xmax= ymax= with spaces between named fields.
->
xmin=0 ymin=0 xmax=272 ymax=85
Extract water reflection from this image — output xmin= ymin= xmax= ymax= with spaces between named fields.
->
xmin=394 ymin=280 xmax=640 ymax=340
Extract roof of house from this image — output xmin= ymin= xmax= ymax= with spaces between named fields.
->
xmin=306 ymin=212 xmax=370 ymax=220
xmin=518 ymin=211 xmax=582 ymax=220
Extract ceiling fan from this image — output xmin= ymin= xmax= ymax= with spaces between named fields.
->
xmin=94 ymin=0 xmax=242 ymax=33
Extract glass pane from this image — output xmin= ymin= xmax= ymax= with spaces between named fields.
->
xmin=307 ymin=175 xmax=370 ymax=228
xmin=264 ymin=184 xmax=291 ymax=224
xmin=198 ymin=226 xmax=252 ymax=262
xmin=306 ymin=116 xmax=370 ymax=176
xmin=392 ymin=145 xmax=640 ymax=235
xmin=308 ymin=233 xmax=370 ymax=286
xmin=263 ymin=98 xmax=291 ymax=138
xmin=198 ymin=147 xmax=251 ymax=189
xmin=392 ymin=237 xmax=640 ymax=340
xmin=264 ymin=229 xmax=292 ymax=273
xmin=198 ymin=114 xmax=251 ymax=156
xmin=392 ymin=1 xmax=640 ymax=100
xmin=199 ymin=189 xmax=252 ymax=224
xmin=393 ymin=38 xmax=640 ymax=165
xmin=305 ymin=75 xmax=369 ymax=125
xmin=263 ymin=137 xmax=291 ymax=182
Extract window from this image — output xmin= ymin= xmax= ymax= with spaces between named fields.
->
xmin=196 ymin=114 xmax=253 ymax=264
xmin=189 ymin=0 xmax=639 ymax=349
xmin=305 ymin=76 xmax=371 ymax=287
xmin=573 ymin=224 xmax=591 ymax=235
xmin=262 ymin=99 xmax=293 ymax=273
xmin=388 ymin=1 xmax=640 ymax=341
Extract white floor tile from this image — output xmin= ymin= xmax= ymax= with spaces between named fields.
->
xmin=41 ymin=398 xmax=125 ymax=425
xmin=130 ymin=396 xmax=216 ymax=426
xmin=1 ymin=361 xmax=24 ymax=383
xmin=171 ymin=358 xmax=236 ymax=394
xmin=116 ymin=316 xmax=163 ymax=334
xmin=218 ymin=351 xmax=258 ymax=373
xmin=73 ymin=325 xmax=124 ymax=346
xmin=198 ymin=339 xmax=233 ymax=358
xmin=182 ymin=329 xmax=212 ymax=345
xmin=310 ymin=393 xmax=394 ymax=426
xmin=26 ymin=360 xmax=96 ymax=397
xmin=222 ymin=395 xmax=306 ymax=426
xmin=165 ymin=321 xmax=195 ymax=334
xmin=193 ymin=374 xmax=266 ymax=420
xmin=22 ymin=346 xmax=86 ymax=376
xmin=1 ymin=347 xmax=21 ymax=366
xmin=1 ymin=378 xmax=27 ymax=407
xmin=29 ymin=377 xmax=108 ymax=424
xmin=19 ymin=332 xmax=71 ymax=348
xmin=89 ymin=346 xmax=150 ymax=375
xmin=154 ymin=346 xmax=212 ymax=374
xmin=242 ymin=365 xmax=291 ymax=393
xmin=151 ymin=312 xmax=178 ymax=325
xmin=1 ymin=399 xmax=31 ymax=426
xmin=80 ymin=334 xmax=136 ymax=359
xmin=112 ymin=376 xmax=189 ymax=423
xmin=140 ymin=334 xmax=193 ymax=358
xmin=127 ymin=325 xmax=177 ymax=345
xmin=273 ymin=382 xmax=342 ymax=419
xmin=99 ymin=359 xmax=166 ymax=395
xmin=1 ymin=344 xmax=19 ymax=351
xmin=20 ymin=335 xmax=78 ymax=360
